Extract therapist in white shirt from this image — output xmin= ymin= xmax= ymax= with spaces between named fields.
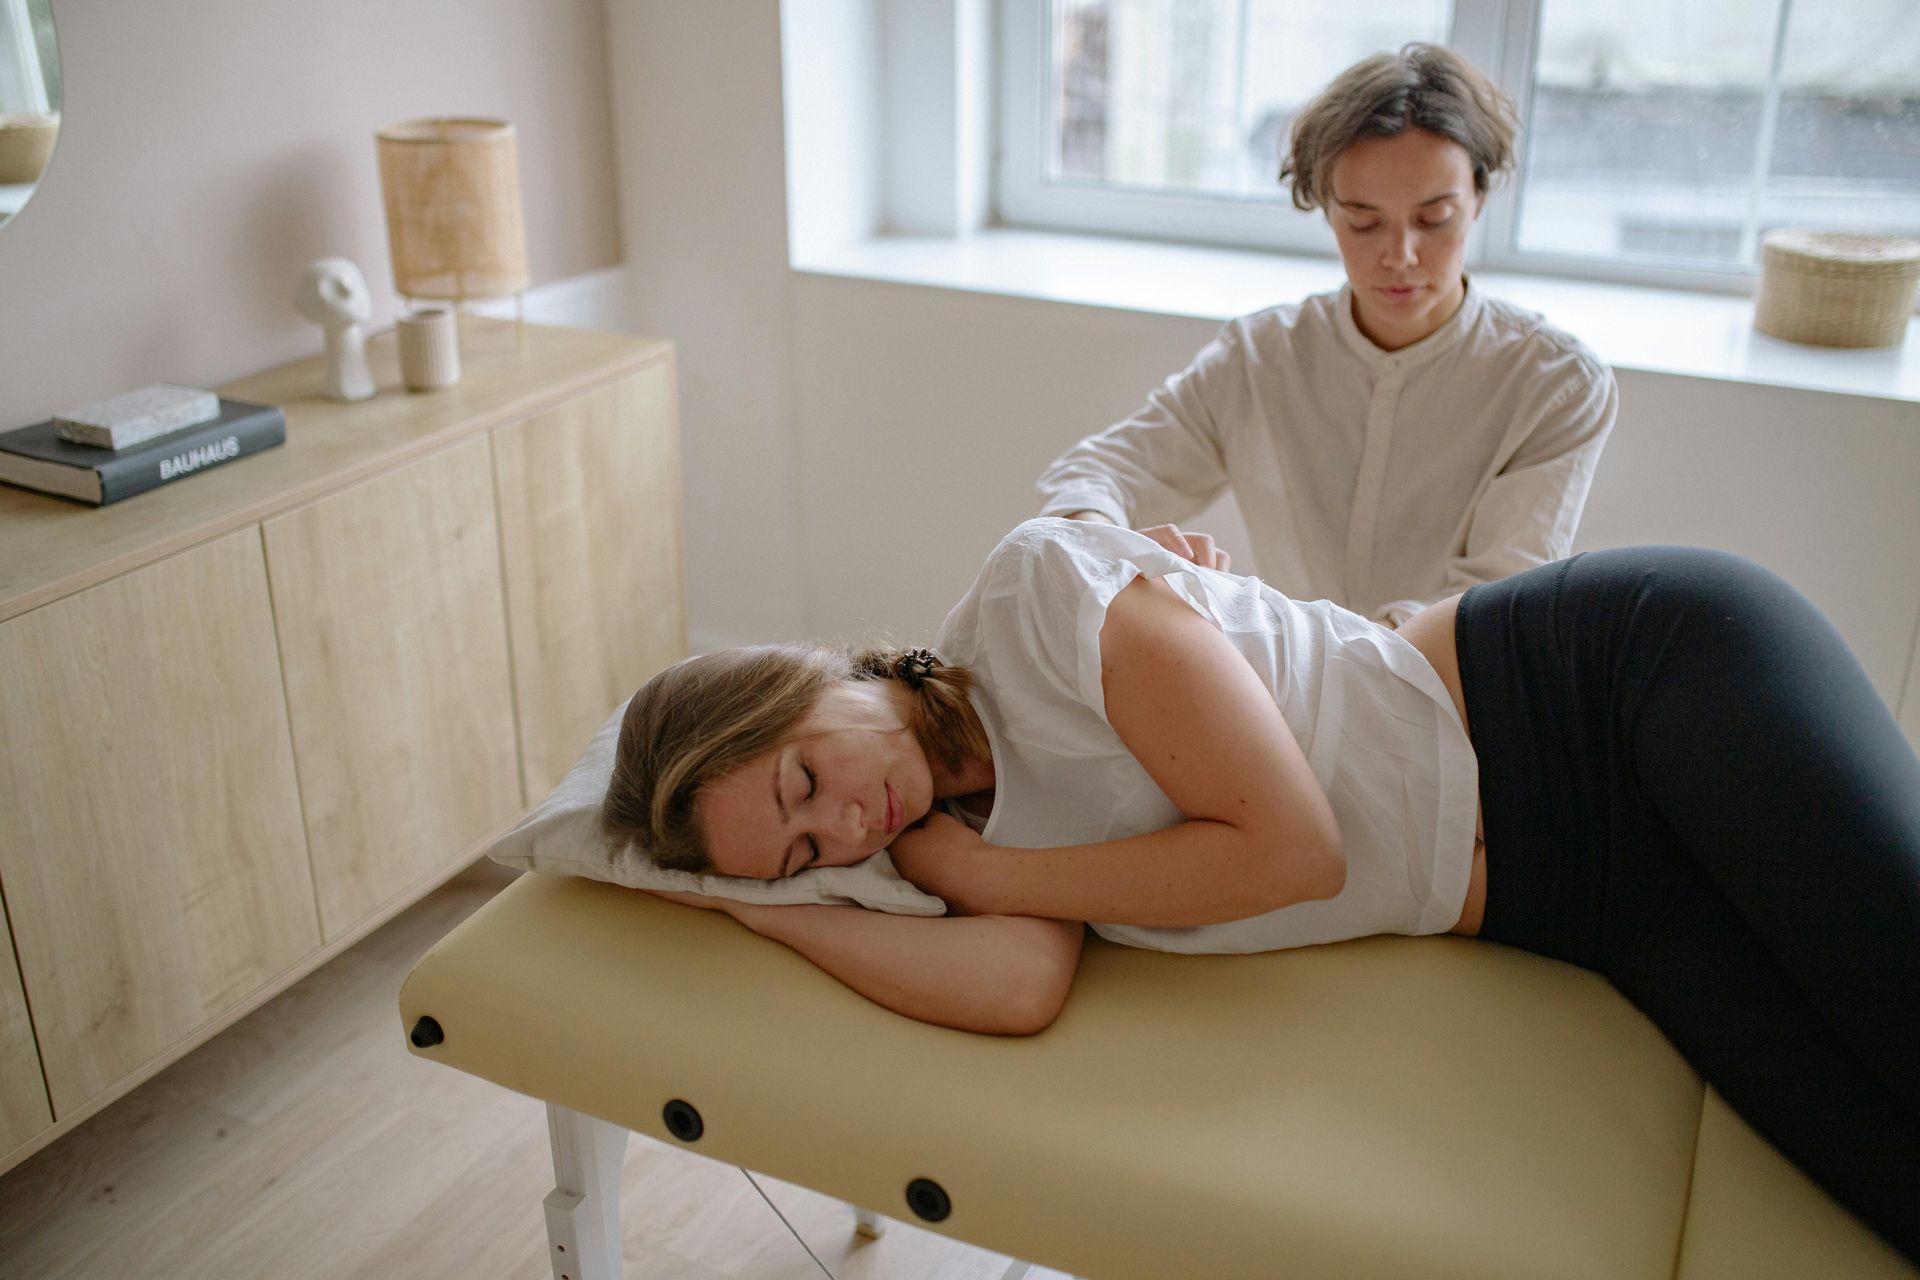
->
xmin=1037 ymin=43 xmax=1619 ymax=628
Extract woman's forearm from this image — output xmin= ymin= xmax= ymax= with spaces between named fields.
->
xmin=729 ymin=902 xmax=1084 ymax=1036
xmin=931 ymin=819 xmax=1344 ymax=927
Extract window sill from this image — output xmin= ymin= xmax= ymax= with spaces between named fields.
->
xmin=794 ymin=229 xmax=1920 ymax=405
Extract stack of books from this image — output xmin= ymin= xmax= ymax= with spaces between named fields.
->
xmin=0 ymin=384 xmax=286 ymax=506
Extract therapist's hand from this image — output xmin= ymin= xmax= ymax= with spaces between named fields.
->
xmin=1137 ymin=523 xmax=1232 ymax=571
xmin=889 ymin=811 xmax=993 ymax=914
xmin=1064 ymin=511 xmax=1232 ymax=572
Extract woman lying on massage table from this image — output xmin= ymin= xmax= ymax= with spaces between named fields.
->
xmin=600 ymin=517 xmax=1920 ymax=1263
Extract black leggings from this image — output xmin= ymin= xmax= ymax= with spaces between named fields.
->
xmin=1456 ymin=547 xmax=1920 ymax=1262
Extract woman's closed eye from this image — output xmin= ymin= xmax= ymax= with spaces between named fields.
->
xmin=801 ymin=764 xmax=821 ymax=866
xmin=784 ymin=763 xmax=822 ymax=876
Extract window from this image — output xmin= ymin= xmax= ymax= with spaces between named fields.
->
xmin=1513 ymin=0 xmax=1920 ymax=270
xmin=1000 ymin=0 xmax=1460 ymax=254
xmin=0 ymin=0 xmax=60 ymax=225
xmin=0 ymin=0 xmax=57 ymax=117
xmin=999 ymin=0 xmax=1920 ymax=287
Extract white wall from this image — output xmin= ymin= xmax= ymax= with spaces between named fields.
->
xmin=785 ymin=274 xmax=1238 ymax=640
xmin=607 ymin=0 xmax=809 ymax=652
xmin=780 ymin=0 xmax=882 ymax=261
xmin=1577 ymin=372 xmax=1920 ymax=708
xmin=607 ymin=1 xmax=1920 ymax=727
xmin=0 ymin=0 xmax=622 ymax=427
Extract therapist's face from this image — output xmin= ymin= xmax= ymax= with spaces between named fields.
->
xmin=1326 ymin=128 xmax=1480 ymax=352
xmin=695 ymin=682 xmax=934 ymax=879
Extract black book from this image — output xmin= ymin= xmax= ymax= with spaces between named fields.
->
xmin=0 ymin=398 xmax=286 ymax=506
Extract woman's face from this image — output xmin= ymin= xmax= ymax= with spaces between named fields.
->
xmin=695 ymin=682 xmax=935 ymax=879
xmin=1326 ymin=128 xmax=1480 ymax=351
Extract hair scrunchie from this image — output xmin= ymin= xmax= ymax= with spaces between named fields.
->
xmin=894 ymin=647 xmax=938 ymax=690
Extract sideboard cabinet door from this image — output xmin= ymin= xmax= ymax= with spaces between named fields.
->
xmin=264 ymin=436 xmax=521 ymax=941
xmin=0 ymin=529 xmax=317 ymax=1116
xmin=0 ymin=890 xmax=53 ymax=1156
xmin=493 ymin=362 xmax=687 ymax=800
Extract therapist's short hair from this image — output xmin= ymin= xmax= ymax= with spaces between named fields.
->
xmin=603 ymin=642 xmax=986 ymax=873
xmin=1281 ymin=43 xmax=1517 ymax=213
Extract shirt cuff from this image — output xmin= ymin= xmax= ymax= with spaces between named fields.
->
xmin=1038 ymin=494 xmax=1129 ymax=527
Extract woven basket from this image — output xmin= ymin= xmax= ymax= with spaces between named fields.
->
xmin=1754 ymin=230 xmax=1920 ymax=349
xmin=0 ymin=114 xmax=59 ymax=185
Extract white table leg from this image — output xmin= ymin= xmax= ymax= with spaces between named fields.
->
xmin=543 ymin=1103 xmax=630 ymax=1280
xmin=852 ymin=1206 xmax=887 ymax=1239
xmin=999 ymin=1262 xmax=1033 ymax=1280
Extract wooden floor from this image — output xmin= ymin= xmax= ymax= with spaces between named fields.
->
xmin=0 ymin=862 xmax=1068 ymax=1280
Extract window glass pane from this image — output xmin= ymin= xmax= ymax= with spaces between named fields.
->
xmin=0 ymin=0 xmax=58 ymax=115
xmin=1052 ymin=0 xmax=1454 ymax=201
xmin=29 ymin=0 xmax=57 ymax=112
xmin=1517 ymin=0 xmax=1920 ymax=270
xmin=1759 ymin=2 xmax=1920 ymax=246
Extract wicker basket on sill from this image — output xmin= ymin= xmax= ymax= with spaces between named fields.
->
xmin=1754 ymin=230 xmax=1920 ymax=349
xmin=0 ymin=113 xmax=59 ymax=185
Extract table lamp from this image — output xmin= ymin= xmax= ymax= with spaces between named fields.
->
xmin=375 ymin=117 xmax=530 ymax=318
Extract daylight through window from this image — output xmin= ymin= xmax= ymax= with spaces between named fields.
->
xmin=1015 ymin=0 xmax=1920 ymax=278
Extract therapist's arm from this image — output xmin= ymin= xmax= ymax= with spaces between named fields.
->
xmin=1037 ymin=325 xmax=1241 ymax=532
xmin=891 ymin=575 xmax=1344 ymax=926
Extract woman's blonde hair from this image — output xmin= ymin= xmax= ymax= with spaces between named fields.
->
xmin=1280 ymin=43 xmax=1517 ymax=213
xmin=601 ymin=643 xmax=988 ymax=873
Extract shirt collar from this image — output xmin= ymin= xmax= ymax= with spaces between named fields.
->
xmin=1334 ymin=275 xmax=1483 ymax=370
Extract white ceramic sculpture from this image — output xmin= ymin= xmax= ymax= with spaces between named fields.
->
xmin=293 ymin=257 xmax=376 ymax=402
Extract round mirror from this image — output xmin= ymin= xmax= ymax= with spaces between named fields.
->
xmin=0 ymin=0 xmax=59 ymax=228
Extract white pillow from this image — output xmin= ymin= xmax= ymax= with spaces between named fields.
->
xmin=487 ymin=702 xmax=948 ymax=916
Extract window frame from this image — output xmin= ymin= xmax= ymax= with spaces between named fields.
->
xmin=993 ymin=0 xmax=1885 ymax=296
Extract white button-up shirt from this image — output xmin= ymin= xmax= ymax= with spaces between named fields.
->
xmin=1036 ymin=281 xmax=1619 ymax=625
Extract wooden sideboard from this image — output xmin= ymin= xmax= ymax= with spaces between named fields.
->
xmin=0 ymin=319 xmax=685 ymax=1172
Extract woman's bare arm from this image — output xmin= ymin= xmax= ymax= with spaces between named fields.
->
xmin=653 ymin=890 xmax=1084 ymax=1035
xmin=892 ymin=574 xmax=1344 ymax=927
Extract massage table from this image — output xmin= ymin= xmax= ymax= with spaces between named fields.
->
xmin=400 ymin=870 xmax=1914 ymax=1279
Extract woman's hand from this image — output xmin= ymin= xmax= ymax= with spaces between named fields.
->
xmin=887 ymin=811 xmax=993 ymax=913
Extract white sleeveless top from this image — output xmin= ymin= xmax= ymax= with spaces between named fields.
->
xmin=933 ymin=518 xmax=1478 ymax=954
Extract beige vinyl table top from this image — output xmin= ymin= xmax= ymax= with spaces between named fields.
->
xmin=403 ymin=871 xmax=1716 ymax=1280
xmin=0 ymin=318 xmax=670 ymax=623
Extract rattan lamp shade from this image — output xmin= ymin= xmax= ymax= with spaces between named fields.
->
xmin=376 ymin=117 xmax=529 ymax=304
